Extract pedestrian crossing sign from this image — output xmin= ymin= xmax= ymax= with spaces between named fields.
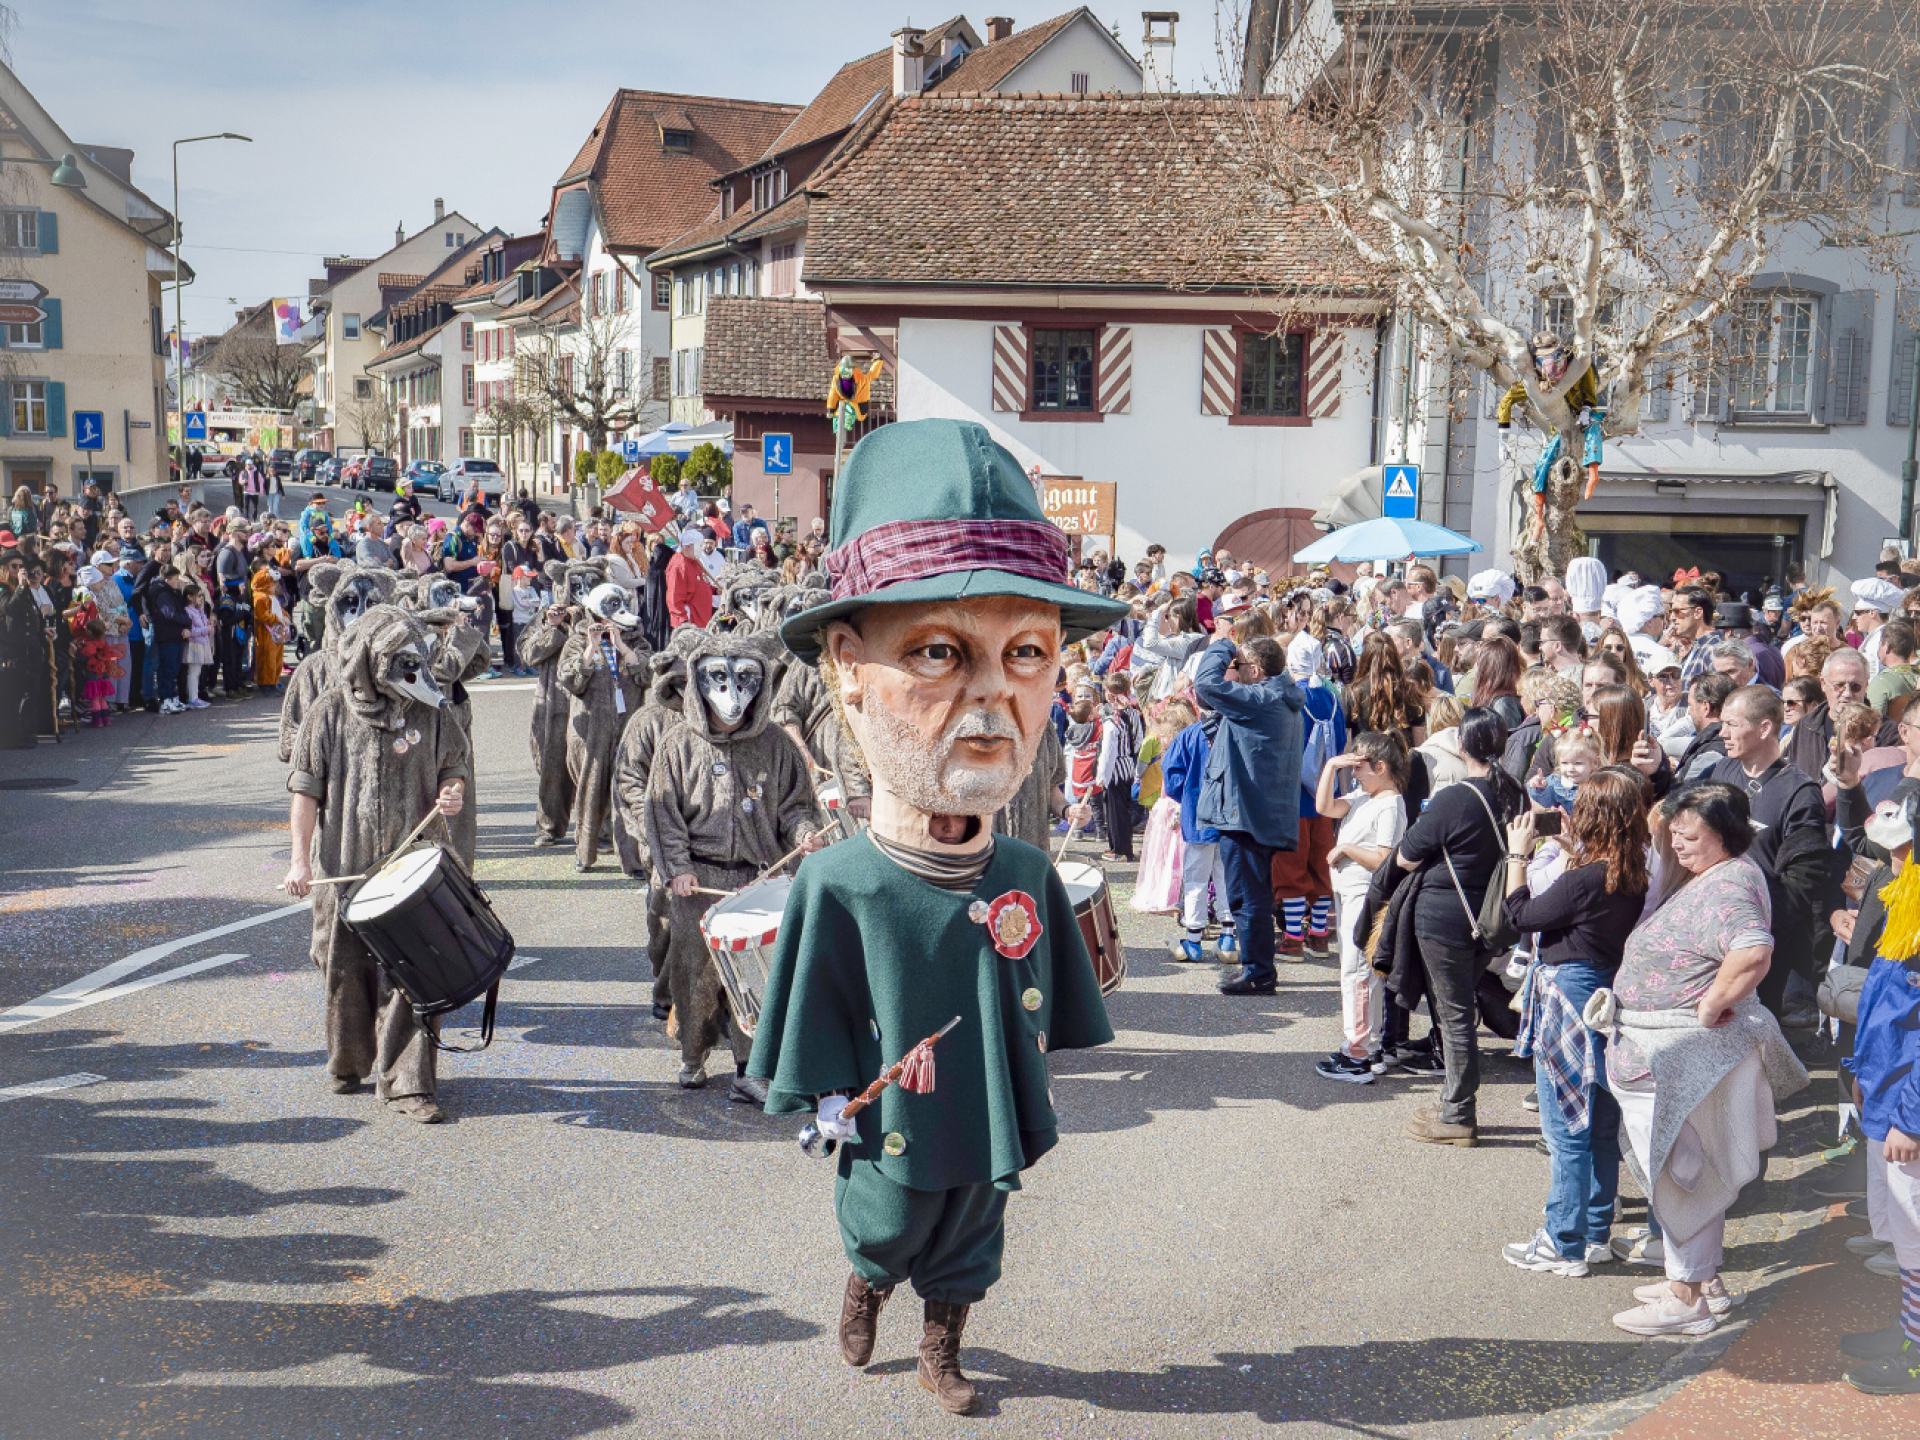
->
xmin=1383 ymin=463 xmax=1419 ymax=518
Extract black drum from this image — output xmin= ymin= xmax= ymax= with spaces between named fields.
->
xmin=343 ymin=846 xmax=514 ymax=1037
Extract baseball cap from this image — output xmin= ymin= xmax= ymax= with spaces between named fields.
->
xmin=1639 ymin=643 xmax=1681 ymax=675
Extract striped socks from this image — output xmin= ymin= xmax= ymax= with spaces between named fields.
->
xmin=1904 ymin=1267 xmax=1920 ymax=1344
xmin=1309 ymin=896 xmax=1331 ymax=938
xmin=1282 ymin=898 xmax=1307 ymax=939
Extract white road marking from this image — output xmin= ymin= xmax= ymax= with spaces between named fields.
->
xmin=507 ymin=954 xmax=542 ymax=970
xmin=0 ymin=954 xmax=248 ymax=1032
xmin=0 ymin=902 xmax=308 ymax=1035
xmin=0 ymin=1071 xmax=107 ymax=1101
xmin=469 ymin=683 xmax=536 ymax=692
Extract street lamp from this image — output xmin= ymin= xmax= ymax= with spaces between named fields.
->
xmin=0 ymin=150 xmax=88 ymax=188
xmin=170 ymin=132 xmax=250 ymax=479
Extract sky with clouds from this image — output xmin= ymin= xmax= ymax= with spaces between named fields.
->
xmin=9 ymin=1 xmax=1207 ymax=339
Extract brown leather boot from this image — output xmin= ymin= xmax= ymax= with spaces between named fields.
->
xmin=837 ymin=1272 xmax=890 ymax=1366
xmin=917 ymin=1300 xmax=977 ymax=1414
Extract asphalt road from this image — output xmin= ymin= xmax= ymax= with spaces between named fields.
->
xmin=0 ymin=681 xmax=1839 ymax=1439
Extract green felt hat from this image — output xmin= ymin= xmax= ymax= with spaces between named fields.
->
xmin=780 ymin=419 xmax=1129 ymax=664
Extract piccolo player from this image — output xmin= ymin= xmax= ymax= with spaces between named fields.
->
xmin=748 ymin=420 xmax=1123 ymax=1414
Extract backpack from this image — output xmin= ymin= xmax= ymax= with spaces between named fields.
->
xmin=1300 ymin=689 xmax=1338 ymax=794
xmin=1441 ymin=781 xmax=1520 ymax=956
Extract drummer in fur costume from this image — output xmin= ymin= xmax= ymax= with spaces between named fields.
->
xmin=402 ymin=573 xmax=490 ymax=863
xmin=643 ymin=627 xmax=824 ymax=1103
xmin=747 ymin=419 xmax=1123 ymax=1415
xmin=559 ymin=582 xmax=652 ymax=872
xmin=614 ymin=628 xmax=703 ymax=1020
xmin=277 ymin=562 xmax=402 ymax=764
xmin=282 ymin=604 xmax=472 ymax=1123
xmin=520 ymin=559 xmax=608 ymax=847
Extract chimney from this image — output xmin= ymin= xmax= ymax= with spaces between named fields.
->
xmin=985 ymin=16 xmax=1014 ymax=43
xmin=891 ymin=26 xmax=926 ymax=97
xmin=434 ymin=197 xmax=445 ymax=223
xmin=1142 ymin=12 xmax=1178 ymax=93
xmin=395 ymin=220 xmax=405 ymax=247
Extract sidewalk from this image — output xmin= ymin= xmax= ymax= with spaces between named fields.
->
xmin=1616 ymin=1201 xmax=1918 ymax=1439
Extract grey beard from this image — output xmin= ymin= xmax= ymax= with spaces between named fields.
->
xmin=858 ymin=685 xmax=1037 ymax=816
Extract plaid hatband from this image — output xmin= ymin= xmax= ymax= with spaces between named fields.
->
xmin=826 ymin=518 xmax=1071 ymax=603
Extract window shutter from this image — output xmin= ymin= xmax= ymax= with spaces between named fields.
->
xmin=1307 ymin=330 xmax=1343 ymax=418
xmin=1200 ymin=328 xmax=1235 ymax=415
xmin=46 ymin=380 xmax=65 ymax=437
xmin=44 ymin=296 xmax=64 ymax=350
xmin=1825 ymin=289 xmax=1875 ymax=425
xmin=0 ymin=388 xmax=9 ymax=435
xmin=37 ymin=212 xmax=57 ymax=255
xmin=1642 ymin=360 xmax=1671 ymax=423
xmin=1097 ymin=326 xmax=1132 ymax=414
xmin=1892 ymin=288 xmax=1918 ymax=427
xmin=992 ymin=325 xmax=1028 ymax=412
xmin=1810 ymin=295 xmax=1836 ymax=423
xmin=1688 ymin=322 xmax=1729 ymax=421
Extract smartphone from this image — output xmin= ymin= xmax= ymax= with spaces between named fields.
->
xmin=1533 ymin=811 xmax=1563 ymax=837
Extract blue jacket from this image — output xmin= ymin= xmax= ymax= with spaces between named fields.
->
xmin=1193 ymin=638 xmax=1306 ymax=848
xmin=1297 ymin=682 xmax=1347 ymax=820
xmin=731 ymin=518 xmax=756 ymax=549
xmin=1843 ymin=956 xmax=1920 ymax=1141
xmin=1160 ymin=715 xmax=1220 ymax=845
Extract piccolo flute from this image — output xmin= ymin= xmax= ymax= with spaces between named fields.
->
xmin=798 ymin=1015 xmax=963 ymax=1159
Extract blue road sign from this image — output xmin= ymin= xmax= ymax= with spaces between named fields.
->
xmin=74 ymin=410 xmax=105 ymax=452
xmin=1382 ymin=463 xmax=1420 ymax=519
xmin=762 ymin=432 xmax=793 ymax=476
xmin=182 ymin=412 xmax=208 ymax=442
xmin=620 ymin=438 xmax=642 ymax=462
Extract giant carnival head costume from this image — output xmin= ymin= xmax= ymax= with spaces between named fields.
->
xmin=336 ymin=604 xmax=452 ymax=729
xmin=781 ymin=419 xmax=1127 ymax=847
xmin=543 ymin=557 xmax=611 ymax=610
xmin=308 ymin=561 xmax=401 ymax=648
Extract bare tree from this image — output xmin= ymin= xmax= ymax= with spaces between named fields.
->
xmin=344 ymin=386 xmax=398 ymax=456
xmin=521 ymin=303 xmax=665 ymax=458
xmin=1216 ymin=0 xmax=1920 ymax=575
xmin=478 ymin=394 xmax=538 ymax=488
xmin=206 ymin=329 xmax=306 ymax=412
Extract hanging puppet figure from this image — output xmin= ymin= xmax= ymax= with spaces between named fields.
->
xmin=747 ymin=419 xmax=1123 ymax=1416
xmin=1496 ymin=329 xmax=1605 ymax=537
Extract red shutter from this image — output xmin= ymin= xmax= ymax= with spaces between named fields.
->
xmin=1307 ymin=331 xmax=1343 ymax=418
xmin=1200 ymin=328 xmax=1236 ymax=416
xmin=992 ymin=325 xmax=1028 ymax=412
xmin=1098 ymin=326 xmax=1132 ymax=414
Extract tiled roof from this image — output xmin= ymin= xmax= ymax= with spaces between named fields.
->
xmin=732 ymin=191 xmax=809 ymax=243
xmin=804 ymin=93 xmax=1376 ymax=294
xmin=926 ymin=10 xmax=1079 ymax=94
xmin=755 ymin=48 xmax=890 ymax=161
xmin=367 ymin=318 xmax=451 ymax=369
xmin=645 ymin=206 xmax=734 ymax=267
xmin=555 ymin=90 xmax=802 ymax=253
xmin=702 ymin=296 xmax=896 ymax=407
xmin=378 ymin=273 xmax=425 ymax=289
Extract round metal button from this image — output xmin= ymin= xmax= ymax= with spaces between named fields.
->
xmin=712 ymin=761 xmax=728 ymax=777
xmin=740 ymin=797 xmax=756 ymax=814
xmin=968 ymin=900 xmax=990 ymax=924
xmin=1022 ymin=987 xmax=1043 ymax=1012
xmin=391 ymin=737 xmax=409 ymax=754
xmin=883 ymin=1132 xmax=907 ymax=1157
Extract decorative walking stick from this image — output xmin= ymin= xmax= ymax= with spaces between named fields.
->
xmin=798 ymin=1015 xmax=962 ymax=1159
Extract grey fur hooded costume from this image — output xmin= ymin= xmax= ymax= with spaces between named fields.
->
xmin=518 ymin=559 xmax=608 ymax=844
xmin=287 ymin=604 xmax=472 ymax=1106
xmin=399 ymin=573 xmax=490 ymax=862
xmin=558 ymin=595 xmax=652 ymax=871
xmin=277 ymin=563 xmax=402 ymax=763
xmin=643 ymin=628 xmax=821 ymax=1079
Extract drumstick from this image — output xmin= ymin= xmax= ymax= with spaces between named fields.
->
xmin=1051 ymin=814 xmax=1084 ymax=864
xmin=689 ymin=886 xmax=735 ymax=898
xmin=752 ymin=836 xmax=812 ymax=886
xmin=278 ymin=872 xmax=367 ymax=890
xmin=391 ymin=780 xmax=463 ymax=860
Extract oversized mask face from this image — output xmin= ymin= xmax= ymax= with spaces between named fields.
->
xmin=425 ymin=576 xmax=473 ymax=612
xmin=696 ymin=656 xmax=763 ymax=730
xmin=1533 ymin=345 xmax=1570 ymax=385
xmin=336 ymin=575 xmax=384 ymax=631
xmin=584 ymin=581 xmax=638 ymax=629
xmin=563 ymin=572 xmax=597 ymax=607
xmin=1865 ymin=795 xmax=1917 ymax=853
xmin=385 ymin=641 xmax=446 ymax=709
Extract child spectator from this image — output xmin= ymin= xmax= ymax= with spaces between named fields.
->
xmin=1063 ymin=695 xmax=1103 ymax=832
xmin=1532 ymin=729 xmax=1603 ymax=814
xmin=183 ymin=582 xmax=214 ymax=709
xmin=1095 ymin=672 xmax=1144 ymax=862
xmin=1313 ymin=731 xmax=1410 ymax=1081
xmin=1161 ymin=702 xmax=1234 ymax=961
xmin=1275 ymin=633 xmax=1347 ymax=958
xmin=1131 ymin=698 xmax=1197 ymax=915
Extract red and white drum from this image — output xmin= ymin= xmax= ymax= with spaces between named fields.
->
xmin=1057 ymin=860 xmax=1125 ymax=996
xmin=697 ymin=875 xmax=791 ymax=1040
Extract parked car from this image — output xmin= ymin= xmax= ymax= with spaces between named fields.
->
xmin=314 ymin=457 xmax=343 ymax=486
xmin=295 ymin=448 xmax=331 ymax=482
xmin=360 ymin=456 xmax=400 ymax=492
xmin=338 ymin=456 xmax=365 ymax=489
xmin=403 ymin=460 xmax=446 ymax=492
xmin=269 ymin=448 xmax=296 ymax=479
xmin=436 ymin=456 xmax=504 ymax=504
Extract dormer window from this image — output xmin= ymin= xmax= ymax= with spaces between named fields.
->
xmin=752 ymin=169 xmax=789 ymax=211
xmin=663 ymin=128 xmax=693 ymax=153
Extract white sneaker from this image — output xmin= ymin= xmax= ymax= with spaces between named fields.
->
xmin=1585 ymin=1241 xmax=1616 ymax=1266
xmin=188 ymin=698 xmax=210 ymax=709
xmin=1502 ymin=1229 xmax=1588 ymax=1277
xmin=1612 ymin=1291 xmax=1717 ymax=1337
xmin=160 ymin=699 xmax=184 ymax=715
xmin=1612 ymin=1229 xmax=1666 ymax=1266
xmin=1847 ymin=1234 xmax=1895 ymax=1257
xmin=1633 ymin=1276 xmax=1743 ymax=1316
xmin=1866 ymin=1249 xmax=1904 ymax=1278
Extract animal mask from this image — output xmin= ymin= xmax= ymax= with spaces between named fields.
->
xmin=310 ymin=562 xmax=399 ymax=637
xmin=543 ymin=558 xmax=609 ymax=609
xmin=385 ymin=639 xmax=447 ymax=710
xmin=696 ymin=655 xmax=764 ymax=728
xmin=423 ymin=575 xmax=474 ymax=612
xmin=584 ymin=581 xmax=639 ymax=629
xmin=1866 ymin=788 xmax=1919 ymax=853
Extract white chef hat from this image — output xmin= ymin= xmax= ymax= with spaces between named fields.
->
xmin=1851 ymin=577 xmax=1904 ymax=615
xmin=1467 ymin=569 xmax=1515 ymax=605
xmin=1616 ymin=584 xmax=1666 ymax=636
xmin=1600 ymin=582 xmax=1627 ymax=620
xmin=1566 ymin=556 xmax=1607 ymax=614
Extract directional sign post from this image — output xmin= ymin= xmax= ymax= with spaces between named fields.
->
xmin=762 ymin=433 xmax=793 ymax=528
xmin=1382 ymin=463 xmax=1420 ymax=520
xmin=73 ymin=410 xmax=105 ymax=453
xmin=620 ymin=438 xmax=642 ymax=463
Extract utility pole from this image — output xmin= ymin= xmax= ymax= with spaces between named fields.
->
xmin=171 ymin=133 xmax=251 ymax=481
xmin=1904 ymin=334 xmax=1920 ymax=544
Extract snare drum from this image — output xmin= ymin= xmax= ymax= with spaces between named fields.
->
xmin=343 ymin=845 xmax=515 ymax=1019
xmin=1056 ymin=860 xmax=1125 ymax=996
xmin=698 ymin=875 xmax=792 ymax=1040
xmin=817 ymin=781 xmax=847 ymax=844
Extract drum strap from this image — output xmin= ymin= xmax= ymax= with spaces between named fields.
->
xmin=429 ymin=980 xmax=500 ymax=1053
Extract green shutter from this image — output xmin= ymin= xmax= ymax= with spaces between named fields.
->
xmin=46 ymin=380 xmax=65 ymax=437
xmin=41 ymin=297 xmax=60 ymax=349
xmin=37 ymin=211 xmax=57 ymax=255
xmin=0 ymin=386 xmax=10 ymax=436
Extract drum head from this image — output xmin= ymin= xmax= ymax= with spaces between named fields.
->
xmin=345 ymin=847 xmax=442 ymax=923
xmin=1055 ymin=860 xmax=1106 ymax=906
xmin=703 ymin=876 xmax=792 ymax=950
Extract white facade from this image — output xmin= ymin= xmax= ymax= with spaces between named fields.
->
xmin=895 ymin=313 xmax=1377 ymax=565
xmin=995 ymin=14 xmax=1143 ymax=94
xmin=579 ymin=219 xmax=671 ymax=434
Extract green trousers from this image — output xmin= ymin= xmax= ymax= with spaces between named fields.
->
xmin=834 ymin=1158 xmax=1008 ymax=1305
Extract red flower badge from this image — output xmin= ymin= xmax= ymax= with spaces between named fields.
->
xmin=983 ymin=890 xmax=1043 ymax=960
